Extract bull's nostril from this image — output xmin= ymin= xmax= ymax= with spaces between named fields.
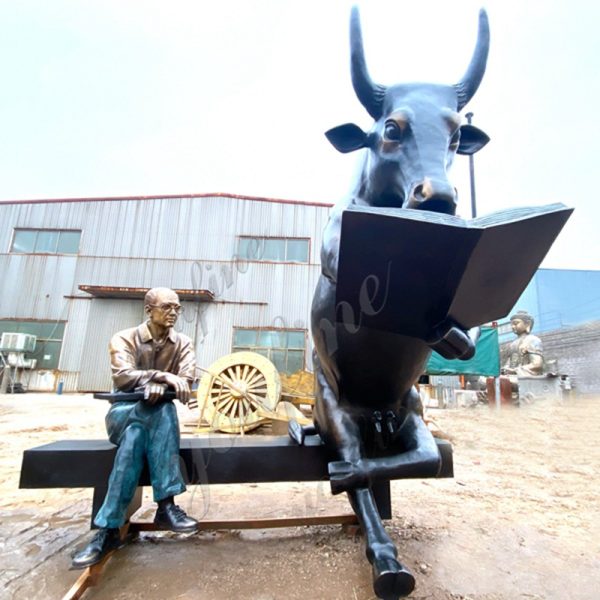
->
xmin=414 ymin=179 xmax=456 ymax=203
xmin=412 ymin=184 xmax=425 ymax=201
xmin=419 ymin=198 xmax=456 ymax=215
xmin=407 ymin=181 xmax=457 ymax=214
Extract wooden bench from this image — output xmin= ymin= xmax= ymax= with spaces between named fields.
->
xmin=20 ymin=435 xmax=453 ymax=526
xmin=19 ymin=434 xmax=453 ymax=599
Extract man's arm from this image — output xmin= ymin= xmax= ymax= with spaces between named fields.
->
xmin=176 ymin=336 xmax=196 ymax=387
xmin=149 ymin=335 xmax=195 ymax=404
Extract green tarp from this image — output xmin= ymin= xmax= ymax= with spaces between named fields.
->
xmin=426 ymin=326 xmax=500 ymax=376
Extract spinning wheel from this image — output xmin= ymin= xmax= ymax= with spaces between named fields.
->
xmin=197 ymin=351 xmax=281 ymax=433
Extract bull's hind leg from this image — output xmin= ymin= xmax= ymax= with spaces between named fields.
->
xmin=328 ymin=407 xmax=441 ymax=495
xmin=311 ymin=355 xmax=414 ymax=597
xmin=348 ymin=487 xmax=415 ymax=599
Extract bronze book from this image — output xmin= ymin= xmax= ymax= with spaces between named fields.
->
xmin=335 ymin=203 xmax=573 ymax=338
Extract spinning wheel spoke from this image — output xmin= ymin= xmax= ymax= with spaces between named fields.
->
xmin=215 ymin=393 xmax=234 ymax=408
xmin=245 ymin=391 xmax=270 ymax=411
xmin=210 ymin=385 xmax=225 ymax=399
xmin=218 ymin=397 xmax=236 ymax=417
xmin=241 ymin=364 xmax=249 ymax=382
xmin=197 ymin=351 xmax=281 ymax=433
xmin=217 ymin=372 xmax=239 ymax=392
xmin=247 ymin=376 xmax=267 ymax=389
xmin=245 ymin=368 xmax=263 ymax=388
xmin=241 ymin=396 xmax=254 ymax=414
xmin=226 ymin=367 xmax=239 ymax=383
xmin=250 ymin=384 xmax=268 ymax=396
xmin=248 ymin=385 xmax=267 ymax=396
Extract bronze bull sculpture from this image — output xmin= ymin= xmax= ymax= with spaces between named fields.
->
xmin=292 ymin=7 xmax=491 ymax=599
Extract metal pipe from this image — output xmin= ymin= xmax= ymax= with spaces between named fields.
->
xmin=465 ymin=112 xmax=477 ymax=218
xmin=494 ymin=376 xmax=501 ymax=411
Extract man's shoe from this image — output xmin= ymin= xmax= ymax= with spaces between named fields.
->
xmin=71 ymin=528 xmax=123 ymax=569
xmin=154 ymin=503 xmax=198 ymax=533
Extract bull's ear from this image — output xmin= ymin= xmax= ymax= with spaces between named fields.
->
xmin=457 ymin=124 xmax=490 ymax=155
xmin=325 ymin=123 xmax=369 ymax=153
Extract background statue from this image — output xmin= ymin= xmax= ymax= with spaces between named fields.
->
xmin=502 ymin=310 xmax=544 ymax=376
xmin=72 ymin=287 xmax=197 ymax=569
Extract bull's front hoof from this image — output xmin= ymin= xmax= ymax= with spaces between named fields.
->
xmin=428 ymin=326 xmax=475 ymax=360
xmin=328 ymin=460 xmax=367 ymax=494
xmin=328 ymin=460 xmax=353 ymax=495
xmin=372 ymin=558 xmax=415 ymax=599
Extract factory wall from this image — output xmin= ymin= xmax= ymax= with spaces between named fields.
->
xmin=2 ymin=194 xmax=598 ymax=394
xmin=538 ymin=321 xmax=600 ymax=396
xmin=0 ymin=194 xmax=330 ymax=392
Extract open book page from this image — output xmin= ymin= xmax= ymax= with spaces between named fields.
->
xmin=346 ymin=202 xmax=570 ymax=229
xmin=448 ymin=205 xmax=573 ymax=328
xmin=336 ymin=209 xmax=479 ymax=338
xmin=337 ymin=203 xmax=573 ymax=338
xmin=470 ymin=203 xmax=570 ymax=228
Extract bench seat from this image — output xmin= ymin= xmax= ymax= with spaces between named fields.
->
xmin=20 ymin=435 xmax=453 ymax=525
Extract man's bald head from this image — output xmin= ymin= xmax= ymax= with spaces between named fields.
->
xmin=144 ymin=288 xmax=181 ymax=330
xmin=144 ymin=287 xmax=179 ymax=308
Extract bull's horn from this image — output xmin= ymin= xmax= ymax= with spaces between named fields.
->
xmin=350 ymin=6 xmax=386 ymax=120
xmin=454 ymin=9 xmax=490 ymax=111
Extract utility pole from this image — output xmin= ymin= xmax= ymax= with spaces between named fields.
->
xmin=465 ymin=112 xmax=477 ymax=218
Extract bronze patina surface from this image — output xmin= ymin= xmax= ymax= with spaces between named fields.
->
xmin=305 ymin=8 xmax=492 ymax=599
xmin=502 ymin=310 xmax=544 ymax=377
xmin=71 ymin=287 xmax=198 ymax=570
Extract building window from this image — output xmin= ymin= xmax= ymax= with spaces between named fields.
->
xmin=232 ymin=328 xmax=305 ymax=374
xmin=237 ymin=237 xmax=309 ymax=263
xmin=11 ymin=229 xmax=81 ymax=254
xmin=0 ymin=320 xmax=65 ymax=369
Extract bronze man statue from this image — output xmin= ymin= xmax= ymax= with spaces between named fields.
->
xmin=502 ymin=310 xmax=544 ymax=376
xmin=72 ymin=287 xmax=198 ymax=569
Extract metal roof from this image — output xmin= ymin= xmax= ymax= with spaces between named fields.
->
xmin=78 ymin=285 xmax=214 ymax=302
xmin=0 ymin=191 xmax=334 ymax=209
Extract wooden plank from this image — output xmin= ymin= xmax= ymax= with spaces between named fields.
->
xmin=63 ymin=524 xmax=130 ymax=600
xmin=62 ymin=514 xmax=359 ymax=598
xmin=129 ymin=514 xmax=359 ymax=532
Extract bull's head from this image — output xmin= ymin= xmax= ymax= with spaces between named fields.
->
xmin=326 ymin=7 xmax=490 ymax=215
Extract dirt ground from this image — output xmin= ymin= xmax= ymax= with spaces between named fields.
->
xmin=1 ymin=392 xmax=599 ymax=600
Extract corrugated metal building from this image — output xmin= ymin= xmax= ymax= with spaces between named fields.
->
xmin=2 ymin=194 xmax=598 ymax=394
xmin=498 ymin=268 xmax=600 ymax=339
xmin=498 ymin=268 xmax=600 ymax=394
xmin=0 ymin=194 xmax=331 ymax=392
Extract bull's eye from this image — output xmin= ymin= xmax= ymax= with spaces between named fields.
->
xmin=384 ymin=121 xmax=403 ymax=142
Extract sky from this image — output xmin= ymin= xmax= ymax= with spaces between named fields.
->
xmin=0 ymin=0 xmax=598 ymax=269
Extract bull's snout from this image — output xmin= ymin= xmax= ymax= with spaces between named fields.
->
xmin=407 ymin=178 xmax=457 ymax=215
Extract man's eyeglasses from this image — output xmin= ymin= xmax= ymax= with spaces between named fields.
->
xmin=151 ymin=303 xmax=182 ymax=314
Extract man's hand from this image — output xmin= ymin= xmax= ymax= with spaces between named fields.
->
xmin=153 ymin=372 xmax=190 ymax=404
xmin=144 ymin=382 xmax=168 ymax=405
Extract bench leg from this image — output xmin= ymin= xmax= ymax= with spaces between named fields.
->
xmin=371 ymin=480 xmax=392 ymax=519
xmin=90 ymin=486 xmax=107 ymax=529
xmin=91 ymin=486 xmax=143 ymax=529
xmin=125 ymin=487 xmax=143 ymax=522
